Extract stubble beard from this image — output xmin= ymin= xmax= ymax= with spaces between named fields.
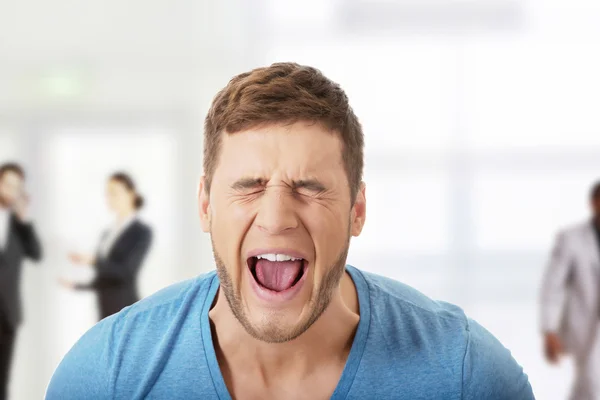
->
xmin=211 ymin=234 xmax=350 ymax=344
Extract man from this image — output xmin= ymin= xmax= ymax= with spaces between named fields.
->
xmin=0 ymin=163 xmax=43 ymax=399
xmin=541 ymin=182 xmax=600 ymax=399
xmin=46 ymin=63 xmax=534 ymax=399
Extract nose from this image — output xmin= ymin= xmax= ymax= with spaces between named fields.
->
xmin=255 ymin=186 xmax=299 ymax=235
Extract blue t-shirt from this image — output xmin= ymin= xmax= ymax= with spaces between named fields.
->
xmin=46 ymin=266 xmax=534 ymax=399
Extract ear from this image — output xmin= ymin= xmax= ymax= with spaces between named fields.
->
xmin=350 ymin=182 xmax=366 ymax=237
xmin=198 ymin=176 xmax=211 ymax=233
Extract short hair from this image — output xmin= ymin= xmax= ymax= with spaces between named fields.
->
xmin=203 ymin=62 xmax=364 ymax=203
xmin=0 ymin=162 xmax=25 ymax=180
xmin=591 ymin=181 xmax=600 ymax=201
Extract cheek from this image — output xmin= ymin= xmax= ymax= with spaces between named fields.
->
xmin=4 ymin=188 xmax=17 ymax=199
xmin=302 ymin=207 xmax=350 ymax=261
xmin=230 ymin=201 xmax=255 ymax=225
xmin=212 ymin=200 xmax=255 ymax=237
xmin=210 ymin=200 xmax=256 ymax=273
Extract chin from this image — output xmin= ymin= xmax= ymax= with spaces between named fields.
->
xmin=245 ymin=314 xmax=309 ymax=344
xmin=241 ymin=286 xmax=322 ymax=343
xmin=213 ymin=246 xmax=330 ymax=343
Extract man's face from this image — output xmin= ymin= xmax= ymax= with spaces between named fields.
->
xmin=199 ymin=122 xmax=366 ymax=343
xmin=0 ymin=171 xmax=24 ymax=208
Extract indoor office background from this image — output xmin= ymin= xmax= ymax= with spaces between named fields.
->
xmin=0 ymin=0 xmax=598 ymax=398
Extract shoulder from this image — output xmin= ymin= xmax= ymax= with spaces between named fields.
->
xmin=46 ymin=271 xmax=218 ymax=398
xmin=352 ymin=266 xmax=471 ymax=370
xmin=124 ymin=271 xmax=214 ymax=314
xmin=133 ymin=219 xmax=151 ymax=232
xmin=548 ymin=221 xmax=591 ymax=252
xmin=103 ymin=272 xmax=215 ymax=347
xmin=558 ymin=221 xmax=590 ymax=239
xmin=355 ymin=267 xmax=468 ymax=325
xmin=79 ymin=269 xmax=215 ymax=340
xmin=131 ymin=220 xmax=152 ymax=237
xmin=349 ymin=267 xmax=533 ymax=398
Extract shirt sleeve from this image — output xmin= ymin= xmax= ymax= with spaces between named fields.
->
xmin=461 ymin=319 xmax=535 ymax=400
xmin=45 ymin=318 xmax=117 ymax=399
xmin=14 ymin=219 xmax=43 ymax=261
xmin=540 ymin=231 xmax=572 ymax=333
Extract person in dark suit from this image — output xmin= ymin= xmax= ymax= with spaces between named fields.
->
xmin=0 ymin=162 xmax=42 ymax=400
xmin=62 ymin=172 xmax=152 ymax=320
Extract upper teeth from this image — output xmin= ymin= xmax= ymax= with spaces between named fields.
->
xmin=256 ymin=254 xmax=302 ymax=262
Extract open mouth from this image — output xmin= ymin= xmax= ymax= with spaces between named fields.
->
xmin=247 ymin=254 xmax=308 ymax=293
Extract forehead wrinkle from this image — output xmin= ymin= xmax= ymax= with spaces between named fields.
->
xmin=217 ymin=126 xmax=346 ymax=191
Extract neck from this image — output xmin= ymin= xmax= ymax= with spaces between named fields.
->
xmin=116 ymin=210 xmax=134 ymax=222
xmin=210 ymin=271 xmax=360 ymax=381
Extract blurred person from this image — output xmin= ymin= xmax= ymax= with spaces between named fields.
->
xmin=46 ymin=63 xmax=534 ymax=399
xmin=61 ymin=172 xmax=152 ymax=320
xmin=0 ymin=162 xmax=42 ymax=400
xmin=541 ymin=181 xmax=600 ymax=399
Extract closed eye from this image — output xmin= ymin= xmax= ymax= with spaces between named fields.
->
xmin=293 ymin=179 xmax=327 ymax=196
xmin=230 ymin=177 xmax=327 ymax=198
xmin=231 ymin=177 xmax=267 ymax=193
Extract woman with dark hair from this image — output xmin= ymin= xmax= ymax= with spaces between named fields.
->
xmin=62 ymin=172 xmax=153 ymax=320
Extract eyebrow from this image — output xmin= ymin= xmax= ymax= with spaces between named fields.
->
xmin=292 ymin=179 xmax=326 ymax=192
xmin=231 ymin=177 xmax=267 ymax=190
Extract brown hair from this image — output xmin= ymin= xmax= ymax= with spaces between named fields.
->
xmin=0 ymin=162 xmax=25 ymax=180
xmin=591 ymin=181 xmax=600 ymax=201
xmin=110 ymin=172 xmax=145 ymax=210
xmin=203 ymin=62 xmax=364 ymax=203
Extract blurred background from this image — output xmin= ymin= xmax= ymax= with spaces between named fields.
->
xmin=1 ymin=0 xmax=599 ymax=398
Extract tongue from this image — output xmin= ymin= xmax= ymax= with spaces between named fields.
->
xmin=255 ymin=259 xmax=303 ymax=292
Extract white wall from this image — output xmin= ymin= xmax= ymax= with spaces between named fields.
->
xmin=2 ymin=0 xmax=600 ymax=398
